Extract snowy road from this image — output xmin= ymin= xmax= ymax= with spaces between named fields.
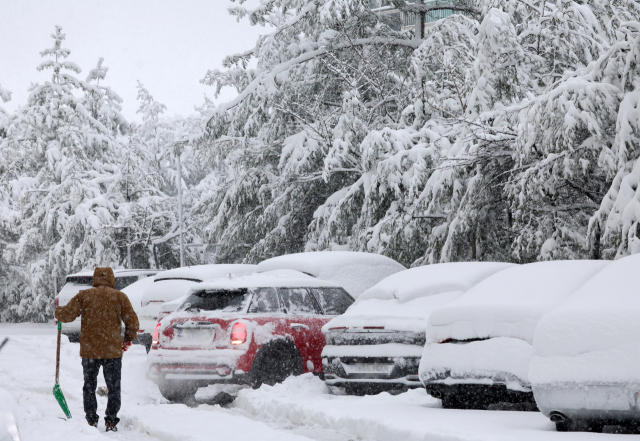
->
xmin=0 ymin=324 xmax=634 ymax=440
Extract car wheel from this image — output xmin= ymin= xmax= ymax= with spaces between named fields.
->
xmin=158 ymin=382 xmax=198 ymax=403
xmin=250 ymin=339 xmax=303 ymax=389
xmin=67 ymin=333 xmax=80 ymax=343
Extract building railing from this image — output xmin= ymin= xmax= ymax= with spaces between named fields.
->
xmin=370 ymin=0 xmax=473 ymax=30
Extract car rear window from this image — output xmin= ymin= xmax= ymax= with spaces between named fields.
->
xmin=65 ymin=276 xmax=93 ymax=286
xmin=114 ymin=276 xmax=139 ymax=291
xmin=278 ymin=288 xmax=320 ymax=315
xmin=178 ymin=289 xmax=249 ymax=313
xmin=310 ymin=287 xmax=354 ymax=315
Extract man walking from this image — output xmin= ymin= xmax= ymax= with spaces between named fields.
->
xmin=55 ymin=267 xmax=139 ymax=432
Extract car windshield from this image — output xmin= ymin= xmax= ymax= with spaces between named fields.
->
xmin=178 ymin=289 xmax=249 ymax=313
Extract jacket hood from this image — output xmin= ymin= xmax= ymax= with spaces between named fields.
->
xmin=93 ymin=267 xmax=116 ymax=288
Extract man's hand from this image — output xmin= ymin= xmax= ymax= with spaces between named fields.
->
xmin=122 ymin=341 xmax=132 ymax=352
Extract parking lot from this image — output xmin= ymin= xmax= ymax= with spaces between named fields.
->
xmin=0 ymin=323 xmax=631 ymax=441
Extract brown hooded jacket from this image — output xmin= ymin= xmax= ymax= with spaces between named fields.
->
xmin=55 ymin=267 xmax=139 ymax=359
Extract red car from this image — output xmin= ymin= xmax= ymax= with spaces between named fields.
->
xmin=147 ymin=272 xmax=354 ymax=402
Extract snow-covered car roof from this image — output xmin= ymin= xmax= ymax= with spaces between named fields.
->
xmin=530 ymin=253 xmax=640 ymax=385
xmin=426 ymin=260 xmax=610 ymax=344
xmin=154 ymin=264 xmax=256 ymax=282
xmin=190 ymin=271 xmax=341 ymax=293
xmin=66 ymin=268 xmax=161 ymax=279
xmin=121 ymin=276 xmax=156 ymax=312
xmin=255 ymin=251 xmax=406 ymax=298
xmin=323 ymin=262 xmax=514 ymax=333
xmin=358 ymin=262 xmax=515 ymax=303
xmin=141 ymin=264 xmax=257 ymax=305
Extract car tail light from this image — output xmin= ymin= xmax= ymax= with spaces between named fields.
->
xmin=230 ymin=322 xmax=247 ymax=345
xmin=151 ymin=323 xmax=162 ymax=349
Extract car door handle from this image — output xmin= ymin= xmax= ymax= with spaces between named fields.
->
xmin=290 ymin=323 xmax=309 ymax=330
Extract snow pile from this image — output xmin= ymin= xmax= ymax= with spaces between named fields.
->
xmin=426 ymin=260 xmax=610 ymax=344
xmin=255 ymin=251 xmax=405 ymax=298
xmin=530 ymin=253 xmax=640 ymax=386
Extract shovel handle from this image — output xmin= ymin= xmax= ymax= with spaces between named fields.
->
xmin=55 ymin=321 xmax=61 ymax=385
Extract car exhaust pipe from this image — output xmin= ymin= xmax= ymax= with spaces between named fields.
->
xmin=428 ymin=388 xmax=443 ymax=399
xmin=550 ymin=411 xmax=567 ymax=423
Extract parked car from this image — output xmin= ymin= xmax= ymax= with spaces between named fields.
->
xmin=54 ymin=269 xmax=160 ymax=342
xmin=530 ymin=254 xmax=640 ymax=432
xmin=0 ymin=339 xmax=21 ymax=441
xmin=146 ymin=271 xmax=354 ymax=402
xmin=255 ymin=251 xmax=406 ymax=298
xmin=137 ymin=264 xmax=256 ymax=351
xmin=322 ymin=262 xmax=513 ymax=395
xmin=419 ymin=260 xmax=610 ymax=410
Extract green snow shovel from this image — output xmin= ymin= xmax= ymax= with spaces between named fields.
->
xmin=53 ymin=321 xmax=72 ymax=419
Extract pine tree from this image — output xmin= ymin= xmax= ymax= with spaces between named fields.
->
xmin=0 ymin=26 xmax=125 ymax=321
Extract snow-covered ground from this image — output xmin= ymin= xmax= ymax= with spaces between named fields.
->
xmin=0 ymin=324 xmax=630 ymax=440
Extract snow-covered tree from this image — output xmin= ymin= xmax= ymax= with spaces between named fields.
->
xmin=0 ymin=26 xmax=126 ymax=321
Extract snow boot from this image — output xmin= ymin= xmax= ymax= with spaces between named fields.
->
xmin=105 ymin=422 xmax=118 ymax=432
xmin=87 ymin=419 xmax=98 ymax=428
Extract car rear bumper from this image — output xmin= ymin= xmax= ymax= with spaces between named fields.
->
xmin=426 ymin=383 xmax=537 ymax=408
xmin=147 ymin=347 xmax=249 ymax=385
xmin=533 ymin=383 xmax=640 ymax=422
xmin=322 ymin=353 xmax=422 ymax=390
xmin=147 ymin=363 xmax=249 ymax=386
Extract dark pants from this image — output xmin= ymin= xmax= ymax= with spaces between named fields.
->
xmin=82 ymin=358 xmax=122 ymax=425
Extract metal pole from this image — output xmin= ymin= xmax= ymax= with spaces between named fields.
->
xmin=176 ymin=151 xmax=185 ymax=267
xmin=127 ymin=225 xmax=132 ymax=269
xmin=415 ymin=0 xmax=425 ymax=41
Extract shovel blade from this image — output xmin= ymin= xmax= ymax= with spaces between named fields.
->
xmin=53 ymin=384 xmax=72 ymax=419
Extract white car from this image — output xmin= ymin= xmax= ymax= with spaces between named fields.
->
xmin=420 ymin=260 xmax=610 ymax=410
xmin=255 ymin=251 xmax=406 ymax=298
xmin=0 ymin=339 xmax=20 ymax=441
xmin=54 ymin=269 xmax=160 ymax=342
xmin=531 ymin=254 xmax=640 ymax=432
xmin=322 ymin=262 xmax=513 ymax=395
xmin=137 ymin=264 xmax=256 ymax=351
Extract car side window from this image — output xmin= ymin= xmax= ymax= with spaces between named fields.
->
xmin=278 ymin=288 xmax=319 ymax=315
xmin=310 ymin=288 xmax=354 ymax=315
xmin=247 ymin=287 xmax=281 ymax=313
xmin=114 ymin=276 xmax=139 ymax=291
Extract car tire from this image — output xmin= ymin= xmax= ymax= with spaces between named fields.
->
xmin=67 ymin=333 xmax=80 ymax=343
xmin=158 ymin=382 xmax=198 ymax=403
xmin=555 ymin=419 xmax=574 ymax=432
xmin=250 ymin=339 xmax=303 ymax=389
